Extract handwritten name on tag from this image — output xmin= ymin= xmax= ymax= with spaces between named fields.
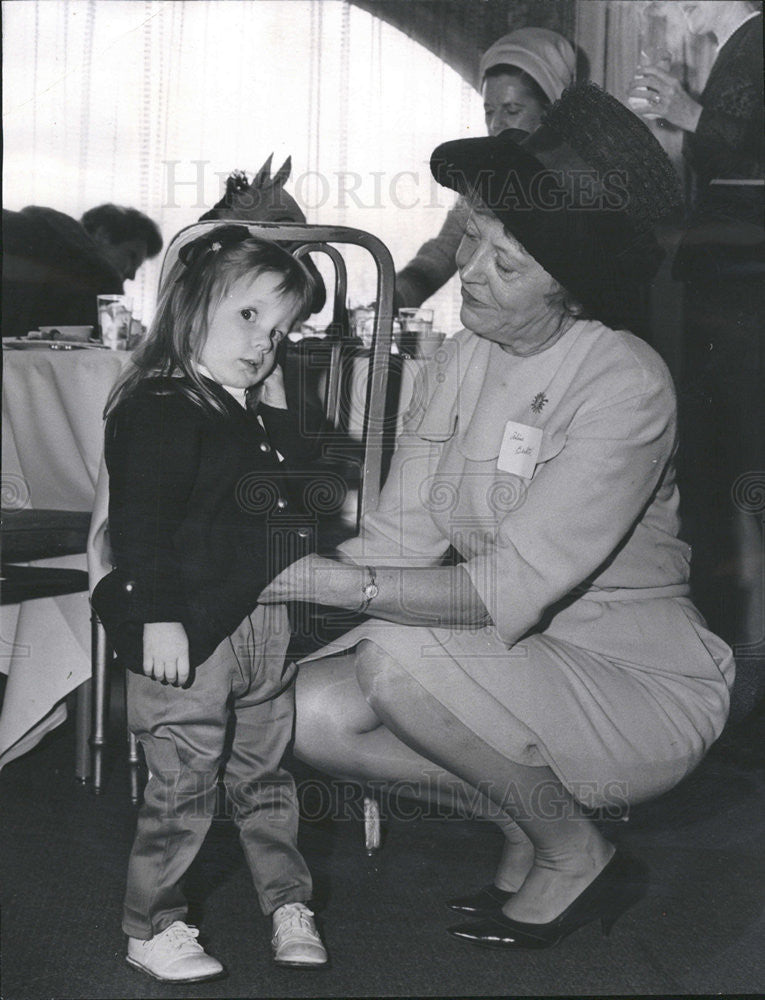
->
xmin=497 ymin=421 xmax=543 ymax=479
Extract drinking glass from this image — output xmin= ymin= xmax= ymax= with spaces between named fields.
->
xmin=628 ymin=6 xmax=671 ymax=119
xmin=97 ymin=295 xmax=133 ymax=350
xmin=351 ymin=305 xmax=376 ymax=350
xmin=396 ymin=307 xmax=435 ymax=359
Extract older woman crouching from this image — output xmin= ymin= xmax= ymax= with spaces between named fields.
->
xmin=259 ymin=83 xmax=733 ymax=950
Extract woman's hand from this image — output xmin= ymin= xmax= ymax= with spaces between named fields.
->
xmin=259 ymin=556 xmax=491 ymax=628
xmin=143 ymin=621 xmax=190 ymax=685
xmin=628 ymin=65 xmax=703 ymax=132
xmin=258 ymin=554 xmax=365 ymax=609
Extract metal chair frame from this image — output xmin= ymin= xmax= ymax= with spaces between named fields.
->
xmin=88 ymin=221 xmax=394 ymax=847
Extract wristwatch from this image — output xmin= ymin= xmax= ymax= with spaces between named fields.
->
xmin=358 ymin=566 xmax=379 ymax=614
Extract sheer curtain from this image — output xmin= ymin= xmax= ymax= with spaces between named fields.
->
xmin=3 ymin=0 xmax=483 ymax=331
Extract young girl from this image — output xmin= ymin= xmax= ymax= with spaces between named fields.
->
xmin=92 ymin=225 xmax=328 ymax=981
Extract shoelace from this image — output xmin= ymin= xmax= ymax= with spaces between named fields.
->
xmin=157 ymin=923 xmax=201 ymax=951
xmin=273 ymin=904 xmax=315 ymax=939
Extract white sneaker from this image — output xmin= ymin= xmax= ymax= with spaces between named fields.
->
xmin=271 ymin=902 xmax=328 ymax=968
xmin=126 ymin=921 xmax=225 ymax=982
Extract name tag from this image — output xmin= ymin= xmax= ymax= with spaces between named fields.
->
xmin=497 ymin=421 xmax=543 ymax=479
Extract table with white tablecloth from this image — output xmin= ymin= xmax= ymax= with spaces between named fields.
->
xmin=1 ymin=348 xmax=131 ymax=768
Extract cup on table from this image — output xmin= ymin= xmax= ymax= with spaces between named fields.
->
xmin=97 ymin=294 xmax=133 ymax=350
xmin=38 ymin=325 xmax=94 ymax=342
xmin=351 ymin=305 xmax=376 ymax=350
xmin=396 ymin=307 xmax=438 ymax=359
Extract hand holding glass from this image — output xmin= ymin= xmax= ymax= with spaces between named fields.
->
xmin=628 ymin=7 xmax=671 ymax=119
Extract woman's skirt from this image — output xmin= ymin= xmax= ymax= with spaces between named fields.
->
xmin=300 ymin=594 xmax=733 ymax=808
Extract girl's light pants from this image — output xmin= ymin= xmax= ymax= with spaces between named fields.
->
xmin=122 ymin=609 xmax=312 ymax=939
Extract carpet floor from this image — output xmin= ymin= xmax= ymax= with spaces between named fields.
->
xmin=1 ymin=693 xmax=763 ymax=1000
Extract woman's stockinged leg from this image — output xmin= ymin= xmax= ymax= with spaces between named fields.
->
xmin=352 ymin=640 xmax=615 ymax=925
xmin=295 ymin=650 xmax=534 ymax=891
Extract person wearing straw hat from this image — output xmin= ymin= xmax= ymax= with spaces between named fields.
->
xmin=395 ymin=27 xmax=576 ymax=309
xmin=259 ymin=83 xmax=733 ymax=951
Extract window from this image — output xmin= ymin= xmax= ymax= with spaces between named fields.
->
xmin=3 ymin=0 xmax=484 ymax=332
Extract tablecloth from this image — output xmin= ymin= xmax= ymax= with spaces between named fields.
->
xmin=1 ymin=348 xmax=131 ymax=768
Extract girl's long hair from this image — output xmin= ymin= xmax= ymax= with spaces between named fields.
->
xmin=104 ymin=232 xmax=316 ymax=417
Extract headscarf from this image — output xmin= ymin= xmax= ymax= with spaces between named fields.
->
xmin=479 ymin=27 xmax=576 ymax=102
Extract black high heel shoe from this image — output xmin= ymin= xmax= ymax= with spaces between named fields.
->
xmin=446 ymin=884 xmax=515 ymax=915
xmin=448 ymin=851 xmax=647 ymax=950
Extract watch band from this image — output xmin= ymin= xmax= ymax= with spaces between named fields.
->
xmin=358 ymin=565 xmax=379 ymax=614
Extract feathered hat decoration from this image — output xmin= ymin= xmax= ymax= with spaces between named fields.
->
xmin=197 ymin=155 xmax=325 ymax=313
xmin=199 ymin=154 xmax=307 ymax=224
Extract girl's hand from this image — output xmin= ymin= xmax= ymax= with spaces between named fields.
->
xmin=143 ymin=621 xmax=190 ymax=685
xmin=258 ymin=554 xmax=365 ymax=608
xmin=260 ymin=363 xmax=288 ymax=410
xmin=628 ymin=65 xmax=703 ymax=132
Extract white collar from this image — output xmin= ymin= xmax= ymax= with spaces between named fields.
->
xmin=196 ymin=363 xmax=247 ymax=409
xmin=193 ymin=364 xmax=284 ymax=463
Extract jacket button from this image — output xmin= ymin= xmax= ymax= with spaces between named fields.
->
xmin=276 ymin=498 xmax=288 ymax=510
xmin=125 ymin=581 xmax=134 ymax=593
xmin=260 ymin=442 xmax=271 ymax=452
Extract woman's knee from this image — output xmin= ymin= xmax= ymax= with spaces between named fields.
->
xmin=294 ymin=653 xmax=378 ymax=760
xmin=355 ymin=639 xmax=412 ymax=714
xmin=295 ymin=665 xmax=335 ymax=740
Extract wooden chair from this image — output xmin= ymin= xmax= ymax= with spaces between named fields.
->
xmin=87 ymin=222 xmax=395 ymax=848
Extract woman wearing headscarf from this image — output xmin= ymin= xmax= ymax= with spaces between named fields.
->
xmin=259 ymin=83 xmax=733 ymax=950
xmin=395 ymin=27 xmax=576 ymax=309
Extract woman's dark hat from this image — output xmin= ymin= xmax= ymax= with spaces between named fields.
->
xmin=431 ymin=82 xmax=682 ymax=327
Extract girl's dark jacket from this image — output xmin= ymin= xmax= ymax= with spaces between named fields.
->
xmin=91 ymin=375 xmax=332 ymax=673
